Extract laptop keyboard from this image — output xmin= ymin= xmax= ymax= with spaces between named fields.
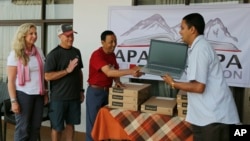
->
xmin=148 ymin=69 xmax=163 ymax=74
xmin=142 ymin=67 xmax=181 ymax=78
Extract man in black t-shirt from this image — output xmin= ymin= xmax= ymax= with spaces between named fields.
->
xmin=44 ymin=24 xmax=84 ymax=141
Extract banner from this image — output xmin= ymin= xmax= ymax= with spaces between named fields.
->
xmin=108 ymin=4 xmax=250 ymax=88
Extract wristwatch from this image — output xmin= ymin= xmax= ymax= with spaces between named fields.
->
xmin=10 ymin=98 xmax=17 ymax=103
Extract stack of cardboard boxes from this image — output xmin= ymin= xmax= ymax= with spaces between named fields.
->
xmin=140 ymin=96 xmax=177 ymax=116
xmin=108 ymin=83 xmax=185 ymax=117
xmin=176 ymin=90 xmax=188 ymax=118
xmin=108 ymin=83 xmax=151 ymax=111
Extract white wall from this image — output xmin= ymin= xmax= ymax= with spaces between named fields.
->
xmin=73 ymin=0 xmax=132 ymax=132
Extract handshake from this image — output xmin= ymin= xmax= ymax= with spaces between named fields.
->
xmin=129 ymin=66 xmax=145 ymax=77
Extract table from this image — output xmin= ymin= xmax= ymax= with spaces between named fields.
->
xmin=92 ymin=106 xmax=193 ymax=141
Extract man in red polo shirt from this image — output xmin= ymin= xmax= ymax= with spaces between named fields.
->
xmin=86 ymin=30 xmax=141 ymax=141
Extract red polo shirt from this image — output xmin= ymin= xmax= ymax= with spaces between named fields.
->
xmin=88 ymin=47 xmax=119 ymax=87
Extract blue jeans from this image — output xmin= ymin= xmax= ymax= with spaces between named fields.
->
xmin=15 ymin=91 xmax=44 ymax=141
xmin=86 ymin=86 xmax=109 ymax=141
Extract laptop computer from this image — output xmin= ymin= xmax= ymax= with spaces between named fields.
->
xmin=141 ymin=39 xmax=188 ymax=79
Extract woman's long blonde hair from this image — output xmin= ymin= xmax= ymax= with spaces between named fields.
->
xmin=12 ymin=23 xmax=37 ymax=66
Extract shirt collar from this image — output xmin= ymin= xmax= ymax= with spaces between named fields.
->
xmin=189 ymin=35 xmax=203 ymax=51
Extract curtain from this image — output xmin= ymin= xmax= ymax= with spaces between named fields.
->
xmin=11 ymin=0 xmax=73 ymax=5
xmin=0 ymin=27 xmax=16 ymax=82
xmin=47 ymin=25 xmax=60 ymax=54
xmin=0 ymin=0 xmax=72 ymax=81
xmin=0 ymin=1 xmax=41 ymax=20
xmin=12 ymin=0 xmax=51 ymax=5
xmin=136 ymin=0 xmax=246 ymax=5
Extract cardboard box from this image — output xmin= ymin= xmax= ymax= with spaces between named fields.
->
xmin=177 ymin=101 xmax=188 ymax=109
xmin=109 ymin=94 xmax=148 ymax=104
xmin=141 ymin=96 xmax=177 ymax=116
xmin=108 ymin=83 xmax=151 ymax=111
xmin=108 ymin=101 xmax=139 ymax=111
xmin=177 ymin=90 xmax=187 ymax=101
xmin=109 ymin=83 xmax=151 ymax=98
xmin=177 ymin=107 xmax=187 ymax=118
xmin=177 ymin=99 xmax=187 ymax=103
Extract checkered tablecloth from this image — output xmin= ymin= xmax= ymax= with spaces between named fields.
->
xmin=110 ymin=108 xmax=192 ymax=141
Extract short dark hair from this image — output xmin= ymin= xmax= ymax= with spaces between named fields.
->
xmin=101 ymin=30 xmax=115 ymax=41
xmin=183 ymin=13 xmax=205 ymax=35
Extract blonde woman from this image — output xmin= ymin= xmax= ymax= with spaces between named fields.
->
xmin=7 ymin=23 xmax=48 ymax=141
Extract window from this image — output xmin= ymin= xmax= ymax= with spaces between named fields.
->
xmin=0 ymin=0 xmax=73 ymax=82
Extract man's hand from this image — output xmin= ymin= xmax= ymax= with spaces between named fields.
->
xmin=80 ymin=92 xmax=85 ymax=103
xmin=44 ymin=93 xmax=49 ymax=105
xmin=130 ymin=66 xmax=144 ymax=77
xmin=66 ymin=58 xmax=78 ymax=73
xmin=115 ymin=81 xmax=126 ymax=88
xmin=162 ymin=74 xmax=174 ymax=85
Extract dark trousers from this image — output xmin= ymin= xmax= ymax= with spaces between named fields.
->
xmin=15 ymin=91 xmax=44 ymax=141
xmin=192 ymin=123 xmax=230 ymax=141
xmin=86 ymin=86 xmax=108 ymax=141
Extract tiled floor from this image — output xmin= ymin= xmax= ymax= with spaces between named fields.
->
xmin=4 ymin=122 xmax=85 ymax=141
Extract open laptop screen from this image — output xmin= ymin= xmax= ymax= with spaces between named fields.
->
xmin=148 ymin=39 xmax=188 ymax=70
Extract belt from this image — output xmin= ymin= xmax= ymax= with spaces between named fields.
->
xmin=90 ymin=85 xmax=109 ymax=92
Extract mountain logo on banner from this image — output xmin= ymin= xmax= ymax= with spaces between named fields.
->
xmin=118 ymin=14 xmax=240 ymax=52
